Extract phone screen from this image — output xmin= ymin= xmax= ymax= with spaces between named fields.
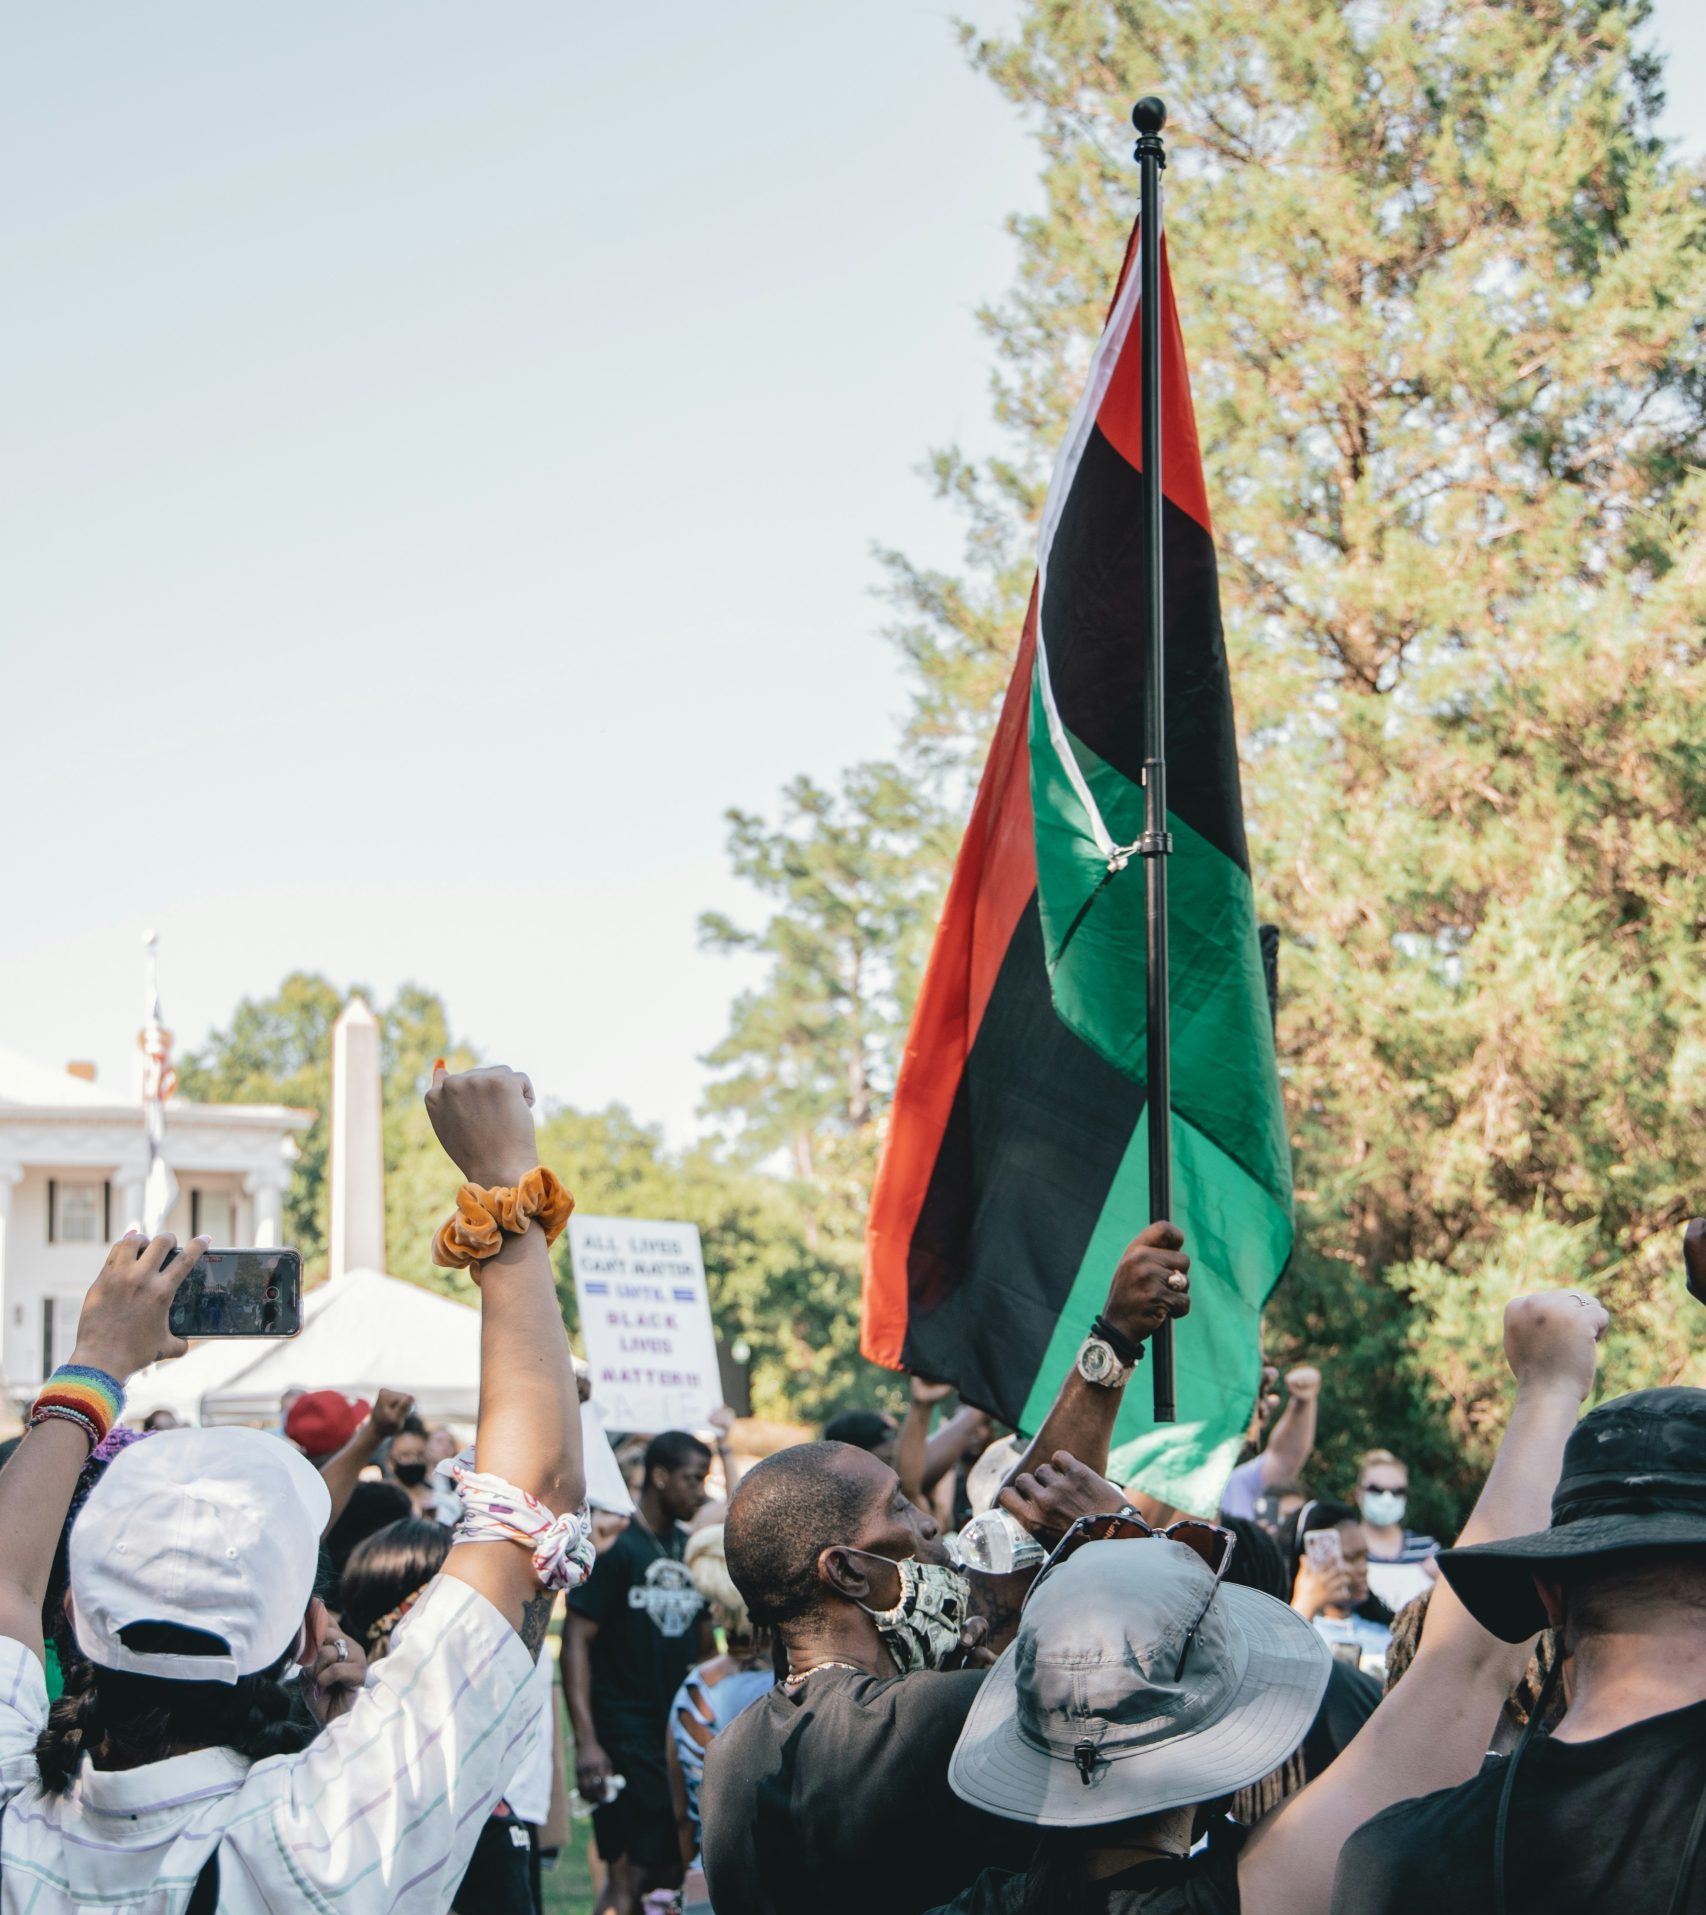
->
xmin=168 ymin=1248 xmax=304 ymax=1339
xmin=1303 ymin=1528 xmax=1344 ymax=1573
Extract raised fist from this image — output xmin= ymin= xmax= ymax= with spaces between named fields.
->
xmin=426 ymin=1064 xmax=538 ymax=1188
xmin=1102 ymin=1223 xmax=1191 ymax=1345
xmin=368 ymin=1389 xmax=415 ymax=1438
xmin=1504 ymin=1291 xmax=1608 ymax=1403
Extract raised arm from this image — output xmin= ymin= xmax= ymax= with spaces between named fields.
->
xmin=1258 ymin=1366 xmax=1321 ymax=1486
xmin=923 ymin=1403 xmax=993 ymax=1498
xmin=317 ymin=1388 xmax=415 ymax=1532
xmin=0 ymin=1232 xmax=201 ymax=1661
xmin=895 ymin=1377 xmax=955 ymax=1506
xmin=1007 ymin=1223 xmax=1190 ymax=1492
xmin=427 ymin=1066 xmax=585 ymax=1648
xmin=1244 ymin=1290 xmax=1607 ymax=1915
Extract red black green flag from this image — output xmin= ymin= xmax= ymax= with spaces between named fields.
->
xmin=863 ymin=231 xmax=1292 ymax=1514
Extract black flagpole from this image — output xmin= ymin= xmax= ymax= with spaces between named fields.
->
xmin=1133 ymin=97 xmax=1176 ymax=1423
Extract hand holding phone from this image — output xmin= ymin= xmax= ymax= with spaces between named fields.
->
xmin=1303 ymin=1527 xmax=1344 ymax=1572
xmin=166 ymin=1247 xmax=304 ymax=1339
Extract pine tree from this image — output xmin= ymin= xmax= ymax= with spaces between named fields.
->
xmin=882 ymin=0 xmax=1706 ymax=1527
xmin=701 ymin=0 xmax=1706 ymax=1516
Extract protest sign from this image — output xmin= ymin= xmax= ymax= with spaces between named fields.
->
xmin=568 ymin=1214 xmax=721 ymax=1433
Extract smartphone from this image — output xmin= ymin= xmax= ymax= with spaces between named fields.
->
xmin=1303 ymin=1528 xmax=1344 ymax=1573
xmin=166 ymin=1247 xmax=304 ymax=1339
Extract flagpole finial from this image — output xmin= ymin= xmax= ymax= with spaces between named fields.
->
xmin=1132 ymin=96 xmax=1167 ymax=138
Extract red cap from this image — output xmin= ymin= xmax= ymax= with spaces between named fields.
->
xmin=285 ymin=1390 xmax=371 ymax=1461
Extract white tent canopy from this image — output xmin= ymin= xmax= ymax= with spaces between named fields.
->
xmin=126 ymin=1266 xmax=484 ymax=1426
xmin=125 ymin=1266 xmax=636 ymax=1510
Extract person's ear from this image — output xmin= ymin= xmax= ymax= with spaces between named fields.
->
xmin=1534 ymin=1575 xmax=1566 ymax=1630
xmin=296 ymin=1595 xmax=331 ymax=1669
xmin=819 ymin=1546 xmax=876 ymax=1602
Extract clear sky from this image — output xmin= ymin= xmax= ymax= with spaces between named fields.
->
xmin=3 ymin=3 xmax=1701 ymax=1139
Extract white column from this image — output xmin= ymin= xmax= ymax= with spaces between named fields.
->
xmin=113 ymin=1159 xmax=147 ymax=1237
xmin=246 ymin=1169 xmax=286 ymax=1248
xmin=329 ymin=996 xmax=386 ymax=1278
xmin=0 ymin=1161 xmax=24 ymax=1401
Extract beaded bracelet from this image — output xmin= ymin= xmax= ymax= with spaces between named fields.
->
xmin=432 ymin=1167 xmax=575 ymax=1276
xmin=30 ymin=1364 xmax=125 ymax=1450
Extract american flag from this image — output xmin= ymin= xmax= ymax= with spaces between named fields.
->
xmin=140 ymin=931 xmax=179 ymax=1234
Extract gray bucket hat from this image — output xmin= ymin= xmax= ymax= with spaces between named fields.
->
xmin=948 ymin=1537 xmax=1330 ymax=1827
xmin=1439 ymin=1387 xmax=1706 ymax=1641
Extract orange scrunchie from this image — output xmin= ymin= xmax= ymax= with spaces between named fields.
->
xmin=432 ymin=1167 xmax=575 ymax=1275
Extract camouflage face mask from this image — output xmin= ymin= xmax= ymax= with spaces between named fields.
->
xmin=851 ymin=1553 xmax=971 ymax=1674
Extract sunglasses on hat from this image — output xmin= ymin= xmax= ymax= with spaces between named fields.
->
xmin=1027 ymin=1507 xmax=1238 ymax=1683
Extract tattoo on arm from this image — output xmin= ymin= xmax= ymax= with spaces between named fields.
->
xmin=966 ymin=1569 xmax=1030 ymax=1656
xmin=520 ymin=1589 xmax=557 ymax=1662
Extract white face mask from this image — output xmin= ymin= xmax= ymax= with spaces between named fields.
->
xmin=1361 ymin=1489 xmax=1406 ymax=1528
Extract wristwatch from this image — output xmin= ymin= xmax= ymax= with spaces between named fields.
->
xmin=1075 ymin=1314 xmax=1143 ymax=1390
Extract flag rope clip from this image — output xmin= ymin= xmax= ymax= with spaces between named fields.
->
xmin=1106 ymin=831 xmax=1172 ymax=873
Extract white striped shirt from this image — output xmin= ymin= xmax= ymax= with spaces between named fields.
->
xmin=0 ymin=1573 xmax=541 ymax=1914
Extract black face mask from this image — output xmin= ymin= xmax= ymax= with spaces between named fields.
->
xmin=393 ymin=1461 xmax=429 ymax=1487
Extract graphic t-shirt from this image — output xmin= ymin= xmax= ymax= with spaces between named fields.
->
xmin=567 ymin=1517 xmax=704 ymax=1745
xmin=1332 ymin=1696 xmax=1706 ymax=1915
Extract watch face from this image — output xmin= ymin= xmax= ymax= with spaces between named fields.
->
xmin=1079 ymin=1339 xmax=1117 ymax=1384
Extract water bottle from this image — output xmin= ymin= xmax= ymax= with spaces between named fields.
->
xmin=954 ymin=1508 xmax=1045 ymax=1575
xmin=571 ymin=1772 xmax=626 ymax=1817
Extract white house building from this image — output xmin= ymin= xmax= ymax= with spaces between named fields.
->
xmin=0 ymin=1047 xmax=310 ymax=1408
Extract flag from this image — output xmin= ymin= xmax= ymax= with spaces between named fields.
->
xmin=140 ymin=939 xmax=179 ymax=1235
xmin=862 ymin=231 xmax=1292 ymax=1515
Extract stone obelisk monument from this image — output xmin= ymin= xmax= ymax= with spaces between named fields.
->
xmin=328 ymin=996 xmax=386 ymax=1280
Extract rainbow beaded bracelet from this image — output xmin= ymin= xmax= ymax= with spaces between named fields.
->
xmin=30 ymin=1364 xmax=125 ymax=1449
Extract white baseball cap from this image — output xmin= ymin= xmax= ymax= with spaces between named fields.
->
xmin=70 ymin=1426 xmax=331 ymax=1685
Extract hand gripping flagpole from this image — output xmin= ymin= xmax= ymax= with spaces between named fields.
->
xmin=1133 ymin=98 xmax=1176 ymax=1423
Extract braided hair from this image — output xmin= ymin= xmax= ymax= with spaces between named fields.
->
xmin=35 ymin=1626 xmax=311 ymax=1796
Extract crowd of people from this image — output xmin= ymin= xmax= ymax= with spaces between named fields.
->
xmin=0 ymin=1064 xmax=1702 ymax=1913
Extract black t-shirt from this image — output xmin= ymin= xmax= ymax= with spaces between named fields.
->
xmin=699 ymin=1665 xmax=1033 ymax=1915
xmin=566 ymin=1517 xmax=704 ymax=1744
xmin=1332 ymin=1697 xmax=1706 ymax=1915
xmin=931 ymin=1824 xmax=1246 ymax=1915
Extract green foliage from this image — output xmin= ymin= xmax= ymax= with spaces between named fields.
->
xmin=708 ymin=0 xmax=1706 ymax=1524
xmin=698 ymin=764 xmax=953 ymax=1173
xmin=687 ymin=764 xmax=957 ymax=1420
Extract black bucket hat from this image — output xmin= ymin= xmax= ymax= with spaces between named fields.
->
xmin=1438 ymin=1388 xmax=1706 ymax=1641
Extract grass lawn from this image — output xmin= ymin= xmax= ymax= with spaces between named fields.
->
xmin=540 ymin=1813 xmax=595 ymax=1915
xmin=540 ymin=1692 xmax=596 ymax=1914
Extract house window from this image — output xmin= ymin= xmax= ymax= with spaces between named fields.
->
xmin=190 ymin=1190 xmax=234 ymax=1242
xmin=48 ymin=1180 xmax=110 ymax=1244
xmin=40 ymin=1298 xmax=54 ymax=1379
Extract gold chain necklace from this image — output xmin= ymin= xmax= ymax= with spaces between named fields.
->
xmin=782 ymin=1660 xmax=867 ymax=1687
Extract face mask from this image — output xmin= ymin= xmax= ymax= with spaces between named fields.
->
xmin=393 ymin=1461 xmax=429 ymax=1487
xmin=851 ymin=1553 xmax=971 ymax=1674
xmin=1361 ymin=1489 xmax=1406 ymax=1527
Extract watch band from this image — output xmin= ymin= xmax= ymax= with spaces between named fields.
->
xmin=1092 ymin=1315 xmax=1144 ymax=1367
